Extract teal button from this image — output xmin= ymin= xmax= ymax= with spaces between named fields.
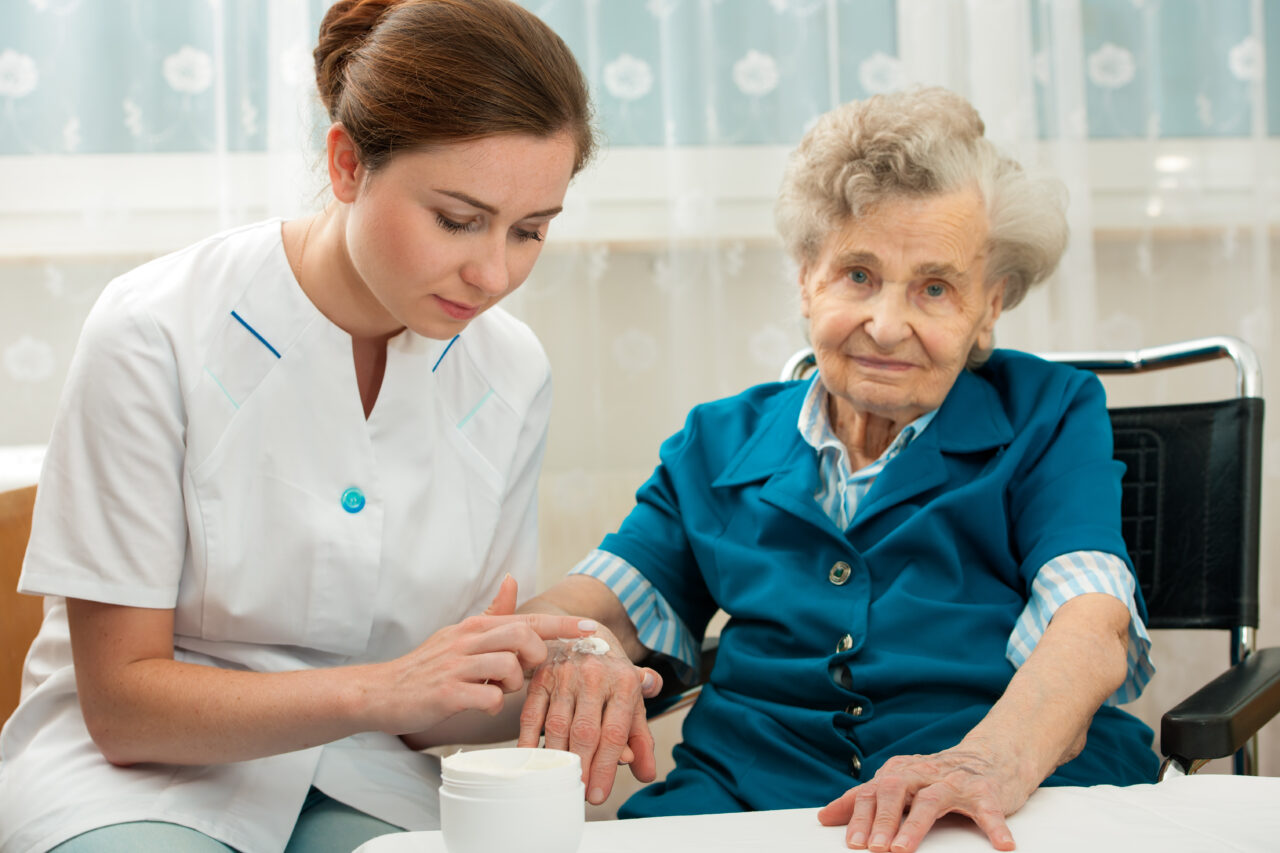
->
xmin=341 ymin=487 xmax=366 ymax=513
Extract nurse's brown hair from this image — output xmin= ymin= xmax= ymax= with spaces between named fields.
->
xmin=314 ymin=0 xmax=595 ymax=174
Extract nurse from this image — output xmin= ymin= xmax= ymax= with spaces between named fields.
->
xmin=0 ymin=1 xmax=625 ymax=851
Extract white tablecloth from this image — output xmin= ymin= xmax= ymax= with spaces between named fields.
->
xmin=354 ymin=774 xmax=1280 ymax=853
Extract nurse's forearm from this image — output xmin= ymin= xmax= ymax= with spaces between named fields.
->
xmin=66 ymin=597 xmax=591 ymax=766
xmin=79 ymin=657 xmax=391 ymax=766
xmin=518 ymin=574 xmax=646 ymax=663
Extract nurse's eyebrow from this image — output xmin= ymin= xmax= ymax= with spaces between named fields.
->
xmin=436 ymin=189 xmax=562 ymax=220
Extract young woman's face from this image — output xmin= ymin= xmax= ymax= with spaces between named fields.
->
xmin=336 ymin=131 xmax=578 ymax=340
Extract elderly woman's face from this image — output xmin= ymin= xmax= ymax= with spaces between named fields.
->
xmin=799 ymin=188 xmax=1003 ymax=426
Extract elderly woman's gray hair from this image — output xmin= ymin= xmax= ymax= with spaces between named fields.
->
xmin=774 ymin=86 xmax=1068 ymax=310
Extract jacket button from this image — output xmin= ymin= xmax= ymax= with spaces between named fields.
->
xmin=341 ymin=487 xmax=366 ymax=514
xmin=850 ymin=754 xmax=862 ymax=775
xmin=836 ymin=633 xmax=853 ymax=653
xmin=828 ymin=561 xmax=852 ymax=585
xmin=845 ymin=703 xmax=864 ymax=716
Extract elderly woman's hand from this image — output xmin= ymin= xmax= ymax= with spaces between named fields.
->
xmin=517 ymin=626 xmax=663 ymax=805
xmin=817 ymin=736 xmax=1036 ymax=852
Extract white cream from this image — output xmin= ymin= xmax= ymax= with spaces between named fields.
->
xmin=571 ymin=636 xmax=610 ymax=655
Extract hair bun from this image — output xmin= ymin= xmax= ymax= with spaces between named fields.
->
xmin=314 ymin=0 xmax=400 ymax=115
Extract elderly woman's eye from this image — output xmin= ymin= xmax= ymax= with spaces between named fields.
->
xmin=848 ymin=269 xmax=870 ymax=284
xmin=924 ymin=282 xmax=947 ymax=298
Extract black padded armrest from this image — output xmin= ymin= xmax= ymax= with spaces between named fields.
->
xmin=1161 ymin=646 xmax=1280 ymax=762
xmin=643 ymin=636 xmax=718 ymax=719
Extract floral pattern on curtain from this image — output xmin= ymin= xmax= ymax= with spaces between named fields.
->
xmin=1 ymin=0 xmax=1278 ymax=801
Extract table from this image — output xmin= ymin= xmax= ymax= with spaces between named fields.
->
xmin=353 ymin=774 xmax=1280 ymax=852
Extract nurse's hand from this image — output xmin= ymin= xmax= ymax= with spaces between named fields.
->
xmin=366 ymin=577 xmax=598 ymax=736
xmin=518 ymin=629 xmax=663 ymax=805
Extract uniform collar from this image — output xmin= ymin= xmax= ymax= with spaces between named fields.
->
xmin=714 ymin=366 xmax=1013 ymax=489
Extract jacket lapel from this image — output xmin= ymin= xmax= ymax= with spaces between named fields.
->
xmin=710 ymin=369 xmax=1014 ymax=544
xmin=713 ymin=385 xmax=848 ymax=544
xmin=851 ymin=368 xmax=1014 ymax=530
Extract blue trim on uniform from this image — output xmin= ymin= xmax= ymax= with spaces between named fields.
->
xmin=230 ymin=311 xmax=281 ymax=358
xmin=432 ymin=335 xmax=460 ymax=372
xmin=203 ymin=366 xmax=240 ymax=409
xmin=457 ymin=389 xmax=493 ymax=429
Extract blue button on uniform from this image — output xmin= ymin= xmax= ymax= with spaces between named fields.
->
xmin=341 ymin=487 xmax=366 ymax=513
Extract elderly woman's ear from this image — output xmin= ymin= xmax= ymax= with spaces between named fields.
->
xmin=977 ymin=278 xmax=1007 ymax=351
xmin=796 ymin=263 xmax=812 ymax=318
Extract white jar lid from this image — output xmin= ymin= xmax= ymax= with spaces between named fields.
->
xmin=441 ymin=747 xmax=582 ymax=788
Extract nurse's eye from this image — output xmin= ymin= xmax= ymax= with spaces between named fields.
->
xmin=436 ymin=214 xmax=479 ymax=234
xmin=847 ymin=269 xmax=871 ymax=284
xmin=511 ymin=226 xmax=544 ymax=243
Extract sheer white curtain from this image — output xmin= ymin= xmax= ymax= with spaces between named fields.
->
xmin=0 ymin=1 xmax=321 ymax=259
xmin=0 ymin=1 xmax=325 ymax=478
xmin=2 ymin=0 xmax=1277 ymax=800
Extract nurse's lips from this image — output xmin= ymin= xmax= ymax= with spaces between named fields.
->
xmin=434 ymin=295 xmax=481 ymax=320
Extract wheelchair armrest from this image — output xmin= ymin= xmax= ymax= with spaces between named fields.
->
xmin=1161 ymin=646 xmax=1280 ymax=763
xmin=643 ymin=636 xmax=718 ymax=720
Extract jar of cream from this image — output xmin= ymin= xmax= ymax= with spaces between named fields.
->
xmin=439 ymin=747 xmax=585 ymax=853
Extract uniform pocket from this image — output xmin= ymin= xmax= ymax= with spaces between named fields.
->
xmin=190 ymin=459 xmax=382 ymax=657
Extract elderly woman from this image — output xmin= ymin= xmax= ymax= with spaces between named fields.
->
xmin=517 ymin=86 xmax=1157 ymax=853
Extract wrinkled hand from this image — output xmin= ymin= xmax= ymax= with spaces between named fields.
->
xmin=818 ymin=741 xmax=1033 ymax=852
xmin=369 ymin=576 xmax=595 ymax=736
xmin=518 ymin=630 xmax=663 ymax=804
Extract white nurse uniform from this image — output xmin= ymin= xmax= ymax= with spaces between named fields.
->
xmin=0 ymin=219 xmax=552 ymax=853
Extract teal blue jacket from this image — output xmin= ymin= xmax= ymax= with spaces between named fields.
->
xmin=611 ymin=350 xmax=1159 ymax=818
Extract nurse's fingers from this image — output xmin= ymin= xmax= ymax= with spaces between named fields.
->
xmin=483 ymin=574 xmax=519 ymax=617
xmin=516 ymin=613 xmax=600 ymax=642
xmin=465 ymin=620 xmax=561 ymax=671
xmin=468 ymin=651 xmax=526 ymax=694
xmin=452 ymin=680 xmax=507 ymax=716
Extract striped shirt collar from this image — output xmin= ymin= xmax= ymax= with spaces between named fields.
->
xmin=797 ymin=373 xmax=938 ymax=475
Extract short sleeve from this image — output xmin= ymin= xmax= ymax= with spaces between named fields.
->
xmin=19 ymin=285 xmax=188 ymax=607
xmin=597 ymin=414 xmax=721 ymax=641
xmin=569 ymin=548 xmax=700 ymax=679
xmin=1008 ymin=370 xmax=1135 ymax=601
xmin=1008 ymin=551 xmax=1155 ymax=705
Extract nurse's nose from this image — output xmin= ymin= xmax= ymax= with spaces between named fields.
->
xmin=863 ymin=287 xmax=913 ymax=349
xmin=461 ymin=235 xmax=510 ymax=297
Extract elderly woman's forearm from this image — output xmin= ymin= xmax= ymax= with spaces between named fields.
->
xmin=961 ymin=592 xmax=1131 ymax=789
xmin=519 ymin=574 xmax=647 ymax=662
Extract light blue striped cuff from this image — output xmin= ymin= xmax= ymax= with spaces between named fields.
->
xmin=568 ymin=549 xmax=701 ymax=683
xmin=1008 ymin=550 xmax=1155 ymax=706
